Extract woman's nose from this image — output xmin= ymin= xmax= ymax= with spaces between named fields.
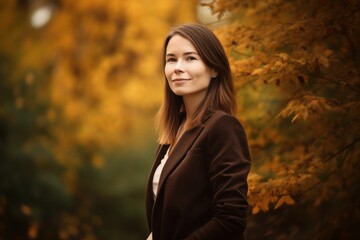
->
xmin=174 ymin=60 xmax=184 ymax=73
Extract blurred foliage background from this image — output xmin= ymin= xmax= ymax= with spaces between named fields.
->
xmin=1 ymin=0 xmax=359 ymax=239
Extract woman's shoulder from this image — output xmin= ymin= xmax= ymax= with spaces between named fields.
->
xmin=207 ymin=110 xmax=241 ymax=125
xmin=204 ymin=110 xmax=249 ymax=152
xmin=202 ymin=110 xmax=245 ymax=137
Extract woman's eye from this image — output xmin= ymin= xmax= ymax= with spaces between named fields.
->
xmin=186 ymin=56 xmax=197 ymax=61
xmin=166 ymin=58 xmax=176 ymax=62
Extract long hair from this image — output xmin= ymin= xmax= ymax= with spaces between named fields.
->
xmin=156 ymin=23 xmax=236 ymax=144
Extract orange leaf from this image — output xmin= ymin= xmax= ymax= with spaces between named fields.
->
xmin=284 ymin=195 xmax=295 ymax=205
xmin=252 ymin=206 xmax=260 ymax=214
xmin=251 ymin=68 xmax=265 ymax=76
xmin=274 ymin=195 xmax=295 ymax=209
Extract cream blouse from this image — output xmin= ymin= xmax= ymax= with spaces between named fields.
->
xmin=152 ymin=147 xmax=170 ymax=198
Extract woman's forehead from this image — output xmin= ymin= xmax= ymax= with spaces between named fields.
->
xmin=166 ymin=35 xmax=198 ymax=55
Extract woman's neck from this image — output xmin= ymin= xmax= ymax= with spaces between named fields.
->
xmin=182 ymin=92 xmax=206 ymax=127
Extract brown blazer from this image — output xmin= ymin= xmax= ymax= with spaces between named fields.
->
xmin=145 ymin=110 xmax=251 ymax=240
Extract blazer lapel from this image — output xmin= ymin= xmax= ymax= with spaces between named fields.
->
xmin=156 ymin=125 xmax=204 ymax=197
xmin=147 ymin=144 xmax=170 ymax=195
xmin=146 ymin=144 xmax=170 ymax=227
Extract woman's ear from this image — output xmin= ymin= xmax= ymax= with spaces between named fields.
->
xmin=211 ymin=69 xmax=218 ymax=78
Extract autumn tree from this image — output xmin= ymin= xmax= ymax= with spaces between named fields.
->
xmin=203 ymin=0 xmax=360 ymax=239
xmin=0 ymin=0 xmax=198 ymax=239
xmin=3 ymin=0 xmax=359 ymax=239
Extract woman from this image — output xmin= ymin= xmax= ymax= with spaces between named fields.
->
xmin=146 ymin=23 xmax=251 ymax=240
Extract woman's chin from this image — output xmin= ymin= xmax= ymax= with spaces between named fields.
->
xmin=171 ymin=90 xmax=187 ymax=96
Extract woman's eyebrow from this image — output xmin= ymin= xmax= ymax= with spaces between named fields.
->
xmin=166 ymin=52 xmax=199 ymax=57
xmin=183 ymin=52 xmax=199 ymax=56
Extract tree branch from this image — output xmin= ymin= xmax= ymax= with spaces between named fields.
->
xmin=309 ymin=73 xmax=360 ymax=94
xmin=299 ymin=136 xmax=360 ymax=195
xmin=344 ymin=27 xmax=360 ymax=81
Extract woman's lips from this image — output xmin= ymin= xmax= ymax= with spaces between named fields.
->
xmin=172 ymin=78 xmax=190 ymax=82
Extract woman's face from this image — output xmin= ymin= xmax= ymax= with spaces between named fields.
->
xmin=165 ymin=34 xmax=216 ymax=99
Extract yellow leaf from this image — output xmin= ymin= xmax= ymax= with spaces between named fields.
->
xmin=274 ymin=195 xmax=295 ymax=209
xmin=251 ymin=68 xmax=264 ymax=76
xmin=276 ymin=53 xmax=290 ymax=60
xmin=323 ymin=49 xmax=333 ymax=57
xmin=274 ymin=195 xmax=286 ymax=209
xmin=302 ymin=109 xmax=309 ymax=120
xmin=252 ymin=206 xmax=260 ymax=214
xmin=284 ymin=195 xmax=295 ymax=205
xmin=319 ymin=56 xmax=330 ymax=68
xmin=291 ymin=114 xmax=299 ymax=123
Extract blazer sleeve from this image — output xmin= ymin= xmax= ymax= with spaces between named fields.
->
xmin=185 ymin=114 xmax=251 ymax=240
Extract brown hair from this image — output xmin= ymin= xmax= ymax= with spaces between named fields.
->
xmin=156 ymin=23 xmax=236 ymax=144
